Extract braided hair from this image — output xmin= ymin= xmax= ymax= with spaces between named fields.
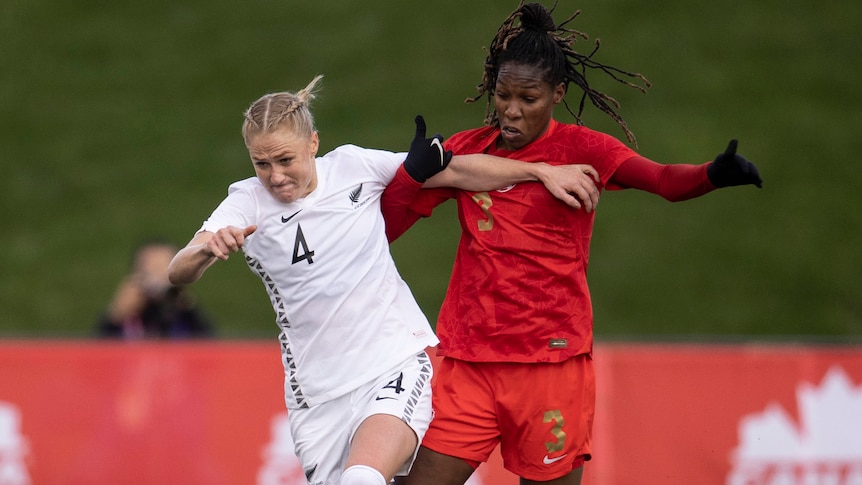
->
xmin=242 ymin=75 xmax=323 ymax=145
xmin=469 ymin=2 xmax=650 ymax=145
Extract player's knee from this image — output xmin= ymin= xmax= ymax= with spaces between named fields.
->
xmin=341 ymin=464 xmax=387 ymax=485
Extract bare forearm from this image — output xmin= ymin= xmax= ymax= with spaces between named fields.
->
xmin=169 ymin=226 xmax=256 ymax=284
xmin=168 ymin=239 xmax=217 ymax=286
xmin=424 ymin=154 xmax=543 ymax=190
xmin=424 ymin=155 xmax=599 ymax=211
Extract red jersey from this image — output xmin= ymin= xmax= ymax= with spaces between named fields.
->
xmin=402 ymin=120 xmax=639 ymax=363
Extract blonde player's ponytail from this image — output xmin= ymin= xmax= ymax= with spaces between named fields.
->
xmin=242 ymin=75 xmax=323 ymax=144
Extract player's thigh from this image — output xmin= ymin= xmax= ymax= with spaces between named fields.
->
xmin=347 ymin=414 xmax=418 ymax=480
xmin=289 ymin=352 xmax=433 ymax=484
xmin=420 ymin=357 xmax=504 ymax=464
xmin=288 ymin=395 xmax=353 ymax=484
xmin=495 ymin=355 xmax=595 ymax=482
xmin=348 ymin=351 xmax=434 ymax=479
xmin=397 ymin=445 xmax=477 ymax=485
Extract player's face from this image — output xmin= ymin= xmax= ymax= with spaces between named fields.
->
xmin=247 ymin=127 xmax=319 ymax=203
xmin=494 ymin=62 xmax=565 ymax=151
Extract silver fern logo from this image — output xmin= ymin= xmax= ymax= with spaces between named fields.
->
xmin=348 ymin=184 xmax=363 ymax=206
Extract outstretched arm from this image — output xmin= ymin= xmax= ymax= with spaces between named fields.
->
xmin=168 ymin=225 xmax=256 ymax=285
xmin=610 ymin=139 xmax=762 ymax=201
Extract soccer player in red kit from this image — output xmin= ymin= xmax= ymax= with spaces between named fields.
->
xmin=383 ymin=3 xmax=763 ymax=485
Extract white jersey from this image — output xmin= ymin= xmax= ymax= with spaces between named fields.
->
xmin=200 ymin=144 xmax=438 ymax=408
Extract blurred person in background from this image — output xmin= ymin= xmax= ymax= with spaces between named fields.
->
xmin=383 ymin=2 xmax=763 ymax=485
xmin=97 ymin=239 xmax=214 ymax=339
xmin=166 ymin=75 xmax=599 ymax=485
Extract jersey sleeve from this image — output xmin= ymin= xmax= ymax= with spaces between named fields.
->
xmin=607 ymin=155 xmax=716 ymax=201
xmin=360 ymin=147 xmax=407 ymax=185
xmin=381 ymin=166 xmax=454 ymax=242
xmin=199 ymin=180 xmax=258 ymax=233
xmin=328 ymin=144 xmax=406 ymax=185
xmin=573 ymin=127 xmax=640 ymax=187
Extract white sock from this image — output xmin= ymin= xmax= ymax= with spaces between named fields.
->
xmin=340 ymin=464 xmax=387 ymax=485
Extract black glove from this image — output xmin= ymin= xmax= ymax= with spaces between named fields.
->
xmin=707 ymin=139 xmax=763 ymax=188
xmin=403 ymin=115 xmax=453 ymax=183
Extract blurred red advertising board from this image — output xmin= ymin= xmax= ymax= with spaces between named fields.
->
xmin=0 ymin=341 xmax=860 ymax=485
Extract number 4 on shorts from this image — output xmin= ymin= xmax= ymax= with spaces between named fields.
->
xmin=383 ymin=373 xmax=405 ymax=394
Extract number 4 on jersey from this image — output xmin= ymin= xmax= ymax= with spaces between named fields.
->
xmin=292 ymin=224 xmax=315 ymax=264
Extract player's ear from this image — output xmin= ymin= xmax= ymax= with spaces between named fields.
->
xmin=310 ymin=131 xmax=320 ymax=156
xmin=553 ymin=82 xmax=566 ymax=104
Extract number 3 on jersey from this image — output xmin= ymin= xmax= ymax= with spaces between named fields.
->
xmin=292 ymin=224 xmax=315 ymax=264
xmin=472 ymin=192 xmax=494 ymax=231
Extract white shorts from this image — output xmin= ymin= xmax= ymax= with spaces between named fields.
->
xmin=288 ymin=351 xmax=433 ymax=485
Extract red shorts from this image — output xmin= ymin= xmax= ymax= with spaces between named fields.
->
xmin=421 ymin=355 xmax=595 ymax=481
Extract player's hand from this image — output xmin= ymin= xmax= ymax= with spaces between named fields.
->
xmin=207 ymin=225 xmax=257 ymax=261
xmin=707 ymin=139 xmax=763 ymax=188
xmin=403 ymin=115 xmax=453 ymax=183
xmin=534 ymin=163 xmax=601 ymax=212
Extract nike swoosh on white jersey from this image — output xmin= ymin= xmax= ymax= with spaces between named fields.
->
xmin=281 ymin=210 xmax=302 ymax=223
xmin=543 ymin=454 xmax=568 ymax=465
xmin=430 ymin=138 xmax=444 ymax=165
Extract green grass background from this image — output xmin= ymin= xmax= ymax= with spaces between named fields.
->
xmin=2 ymin=0 xmax=859 ymax=339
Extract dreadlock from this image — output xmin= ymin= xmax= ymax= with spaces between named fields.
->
xmin=469 ymin=1 xmax=650 ymax=145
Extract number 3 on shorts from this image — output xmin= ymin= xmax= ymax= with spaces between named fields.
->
xmin=543 ymin=410 xmax=566 ymax=453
